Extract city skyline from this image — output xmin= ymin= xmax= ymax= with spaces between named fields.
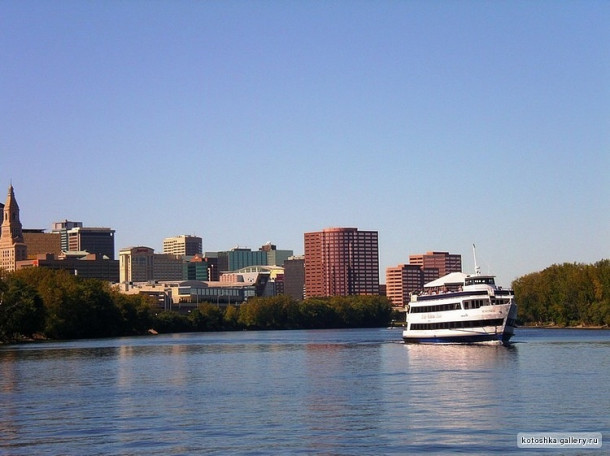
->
xmin=2 ymin=180 xmax=606 ymax=286
xmin=2 ymin=1 xmax=608 ymax=286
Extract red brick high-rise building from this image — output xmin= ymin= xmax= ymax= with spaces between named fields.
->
xmin=386 ymin=251 xmax=463 ymax=307
xmin=408 ymin=251 xmax=462 ymax=278
xmin=385 ymin=264 xmax=423 ymax=307
xmin=304 ymin=227 xmax=379 ymax=298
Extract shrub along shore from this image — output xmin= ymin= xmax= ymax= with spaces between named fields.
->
xmin=512 ymin=259 xmax=610 ymax=327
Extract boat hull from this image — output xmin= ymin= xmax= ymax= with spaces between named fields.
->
xmin=403 ymin=302 xmax=517 ymax=346
xmin=403 ymin=331 xmax=513 ymax=345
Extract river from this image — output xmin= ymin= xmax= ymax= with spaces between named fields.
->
xmin=1 ymin=328 xmax=608 ymax=455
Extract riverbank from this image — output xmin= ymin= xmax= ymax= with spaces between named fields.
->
xmin=520 ymin=324 xmax=609 ymax=330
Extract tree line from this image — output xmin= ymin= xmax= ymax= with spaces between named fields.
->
xmin=512 ymin=259 xmax=610 ymax=326
xmin=0 ymin=268 xmax=393 ymax=343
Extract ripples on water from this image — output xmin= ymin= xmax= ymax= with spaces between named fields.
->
xmin=1 ymin=328 xmax=608 ymax=455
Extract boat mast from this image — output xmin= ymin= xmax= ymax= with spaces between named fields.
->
xmin=472 ymin=244 xmax=481 ymax=276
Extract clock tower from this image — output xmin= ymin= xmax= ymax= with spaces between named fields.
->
xmin=0 ymin=185 xmax=28 ymax=272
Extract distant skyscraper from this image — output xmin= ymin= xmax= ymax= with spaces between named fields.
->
xmin=259 ymin=242 xmax=293 ymax=267
xmin=283 ymin=255 xmax=305 ymax=301
xmin=385 ymin=264 xmax=423 ymax=307
xmin=67 ymin=226 xmax=115 ymax=259
xmin=304 ymin=227 xmax=379 ymax=298
xmin=52 ymin=220 xmax=83 ymax=252
xmin=220 ymin=248 xmax=267 ymax=271
xmin=0 ymin=185 xmax=27 ymax=272
xmin=386 ymin=251 xmax=463 ymax=307
xmin=119 ymin=246 xmax=154 ymax=283
xmin=408 ymin=251 xmax=462 ymax=279
xmin=163 ymin=235 xmax=203 ymax=256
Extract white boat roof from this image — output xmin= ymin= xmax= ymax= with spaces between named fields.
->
xmin=424 ymin=272 xmax=468 ymax=288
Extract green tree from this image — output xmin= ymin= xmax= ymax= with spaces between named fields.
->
xmin=513 ymin=260 xmax=610 ymax=326
xmin=0 ymin=276 xmax=45 ymax=342
xmin=190 ymin=303 xmax=224 ymax=331
xmin=223 ymin=304 xmax=241 ymax=330
xmin=153 ymin=311 xmax=191 ymax=333
xmin=299 ymin=298 xmax=336 ymax=329
xmin=112 ymin=291 xmax=156 ymax=335
xmin=76 ymin=279 xmax=123 ymax=338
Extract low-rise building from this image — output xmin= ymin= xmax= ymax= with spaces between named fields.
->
xmin=23 ymin=229 xmax=61 ymax=257
xmin=119 ymin=280 xmax=258 ymax=311
xmin=17 ymin=253 xmax=119 ymax=282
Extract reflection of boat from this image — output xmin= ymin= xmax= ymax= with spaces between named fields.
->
xmin=403 ymin=343 xmax=517 ymax=370
xmin=402 ymin=247 xmax=517 ymax=345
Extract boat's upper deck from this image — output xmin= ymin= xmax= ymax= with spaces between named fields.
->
xmin=410 ymin=272 xmax=513 ymax=304
xmin=414 ymin=288 xmax=513 ymax=302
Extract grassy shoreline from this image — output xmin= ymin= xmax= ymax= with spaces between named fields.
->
xmin=520 ymin=324 xmax=609 ymax=330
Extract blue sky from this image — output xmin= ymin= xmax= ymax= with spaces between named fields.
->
xmin=1 ymin=1 xmax=608 ymax=286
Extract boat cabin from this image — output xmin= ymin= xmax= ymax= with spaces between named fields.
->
xmin=464 ymin=275 xmax=495 ymax=287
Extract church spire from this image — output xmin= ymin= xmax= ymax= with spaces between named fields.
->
xmin=0 ymin=184 xmax=27 ymax=271
xmin=2 ymin=184 xmax=23 ymax=242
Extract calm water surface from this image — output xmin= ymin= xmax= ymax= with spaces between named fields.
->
xmin=1 ymin=328 xmax=608 ymax=455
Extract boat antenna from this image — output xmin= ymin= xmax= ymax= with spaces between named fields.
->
xmin=473 ymin=243 xmax=481 ymax=275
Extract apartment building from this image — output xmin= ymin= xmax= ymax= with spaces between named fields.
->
xmin=304 ymin=227 xmax=379 ymax=298
xmin=385 ymin=264 xmax=423 ymax=307
xmin=386 ymin=251 xmax=463 ymax=308
xmin=408 ymin=251 xmax=462 ymax=278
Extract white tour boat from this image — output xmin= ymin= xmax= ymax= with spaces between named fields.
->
xmin=402 ymin=250 xmax=518 ymax=345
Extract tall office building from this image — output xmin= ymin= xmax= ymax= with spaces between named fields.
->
xmin=283 ymin=256 xmax=305 ymax=301
xmin=210 ymin=248 xmax=267 ymax=272
xmin=184 ymin=254 xmax=213 ymax=281
xmin=385 ymin=264 xmax=423 ymax=307
xmin=259 ymin=242 xmax=293 ymax=267
xmin=304 ymin=227 xmax=379 ymax=298
xmin=67 ymin=226 xmax=115 ymax=259
xmin=163 ymin=235 xmax=203 ymax=256
xmin=386 ymin=251 xmax=462 ymax=307
xmin=408 ymin=251 xmax=462 ymax=279
xmin=52 ymin=220 xmax=83 ymax=252
xmin=119 ymin=246 xmax=154 ymax=283
xmin=0 ymin=185 xmax=27 ymax=272
xmin=207 ymin=243 xmax=294 ymax=275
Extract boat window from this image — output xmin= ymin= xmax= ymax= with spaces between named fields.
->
xmin=410 ymin=303 xmax=462 ymax=313
xmin=466 ymin=277 xmax=496 ymax=286
xmin=410 ymin=318 xmax=504 ymax=331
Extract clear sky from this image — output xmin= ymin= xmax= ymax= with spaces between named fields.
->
xmin=1 ymin=0 xmax=608 ymax=286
